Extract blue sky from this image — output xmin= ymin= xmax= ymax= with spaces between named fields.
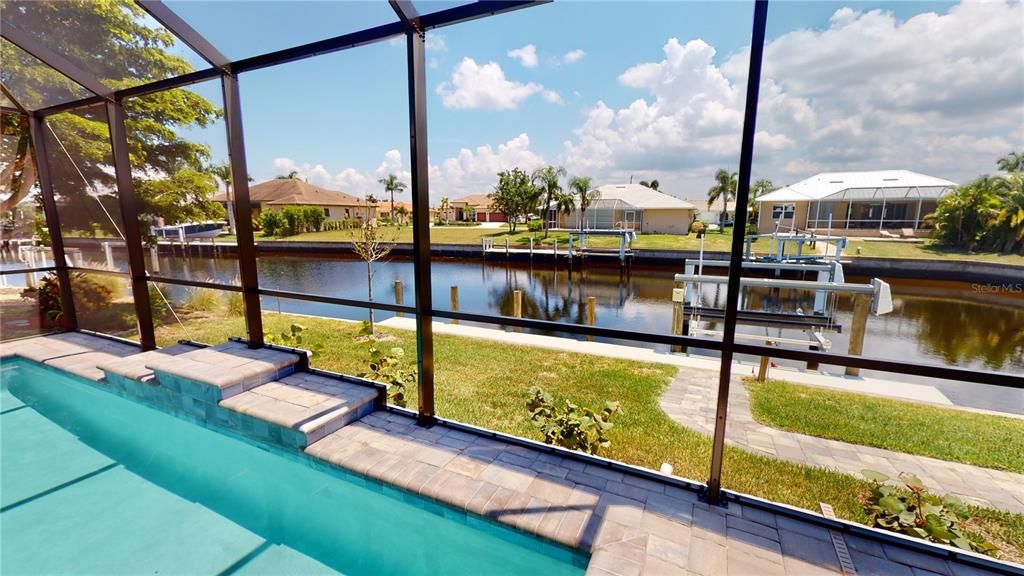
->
xmin=164 ymin=1 xmax=1021 ymax=205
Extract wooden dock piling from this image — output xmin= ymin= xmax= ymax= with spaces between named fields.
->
xmin=845 ymin=293 xmax=871 ymax=376
xmin=450 ymin=285 xmax=459 ymax=325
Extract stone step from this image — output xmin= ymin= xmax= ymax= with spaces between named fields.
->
xmin=219 ymin=372 xmax=379 ymax=448
xmin=146 ymin=341 xmax=303 ymax=402
xmin=97 ymin=344 xmax=198 ymax=384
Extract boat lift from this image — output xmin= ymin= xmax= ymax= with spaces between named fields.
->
xmin=671 ymin=231 xmax=893 ymax=376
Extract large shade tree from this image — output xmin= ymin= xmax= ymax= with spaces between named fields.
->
xmin=0 ymin=0 xmax=222 ymax=235
xmin=490 ymin=168 xmax=539 ymax=233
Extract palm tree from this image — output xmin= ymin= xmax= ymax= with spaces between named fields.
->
xmin=439 ymin=197 xmax=450 ymax=224
xmin=378 ymin=173 xmax=407 ymax=224
xmin=275 ymin=170 xmax=299 ymax=180
xmin=639 ymin=179 xmax=660 ymax=191
xmin=993 ymin=173 xmax=1024 ymax=253
xmin=531 ymin=165 xmax=566 ymax=237
xmin=554 ymin=190 xmax=575 ymax=228
xmin=750 ymin=178 xmax=776 ymax=224
xmin=208 ymin=162 xmax=254 ymax=235
xmin=707 ymin=169 xmax=737 ymax=232
xmin=569 ymin=176 xmax=598 ymax=232
xmin=997 ymin=151 xmax=1023 ymax=173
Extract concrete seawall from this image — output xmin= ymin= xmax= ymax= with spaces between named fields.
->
xmin=63 ymin=237 xmax=1023 ymax=284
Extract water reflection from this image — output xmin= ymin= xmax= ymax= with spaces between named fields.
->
xmin=62 ymin=248 xmax=1023 ymax=411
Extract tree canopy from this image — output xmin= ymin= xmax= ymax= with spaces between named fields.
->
xmin=1 ymin=0 xmax=222 ymax=234
xmin=490 ymin=168 xmax=539 ymax=232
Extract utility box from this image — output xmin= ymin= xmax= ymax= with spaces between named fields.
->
xmin=672 ymin=288 xmax=686 ymax=303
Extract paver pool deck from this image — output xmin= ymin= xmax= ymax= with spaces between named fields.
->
xmin=2 ymin=332 xmax=1018 ymax=576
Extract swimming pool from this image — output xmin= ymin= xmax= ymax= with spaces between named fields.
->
xmin=0 ymin=358 xmax=587 ymax=575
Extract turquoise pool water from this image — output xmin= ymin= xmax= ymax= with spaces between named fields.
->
xmin=0 ymin=359 xmax=587 ymax=575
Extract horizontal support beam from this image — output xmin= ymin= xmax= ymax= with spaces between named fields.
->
xmin=0 ymin=266 xmax=58 ymax=276
xmin=147 ymin=275 xmax=243 ymax=292
xmin=229 ymin=22 xmax=407 ymax=74
xmin=674 ymin=274 xmax=875 ymax=294
xmin=34 ymin=67 xmax=223 ymax=116
xmin=418 ymin=1 xmax=550 ymax=31
xmin=67 ymin=266 xmax=129 ymax=277
xmin=732 ymin=342 xmax=1024 ymax=390
xmin=259 ymin=288 xmax=417 ymax=315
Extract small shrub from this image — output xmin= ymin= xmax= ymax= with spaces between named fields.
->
xmin=301 ymin=206 xmax=325 ymax=232
xmin=148 ymin=284 xmax=170 ymax=324
xmin=182 ymin=287 xmax=219 ymax=312
xmin=526 ymin=386 xmax=621 ymax=455
xmin=70 ymin=272 xmax=114 ymax=313
xmin=690 ymin=220 xmax=705 ymax=234
xmin=265 ymin=323 xmax=323 ymax=356
xmin=357 ymin=323 xmax=416 ymax=407
xmin=280 ymin=206 xmax=304 ymax=236
xmin=224 ymin=290 xmax=245 ymax=316
xmin=527 ymin=219 xmax=543 ymax=233
xmin=22 ymin=273 xmax=62 ymax=326
xmin=259 ymin=210 xmax=285 ymax=236
xmin=861 ymin=469 xmax=997 ymax=555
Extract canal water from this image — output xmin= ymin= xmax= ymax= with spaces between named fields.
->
xmin=8 ymin=250 xmax=1022 ymax=414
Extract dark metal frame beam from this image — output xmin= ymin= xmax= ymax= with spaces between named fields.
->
xmin=221 ymin=73 xmax=264 ymax=348
xmin=28 ymin=114 xmax=78 ymax=331
xmin=389 ymin=0 xmax=421 ymax=31
xmin=135 ymin=1 xmax=230 ymax=71
xmin=406 ymin=27 xmax=436 ymax=426
xmin=1 ymin=84 xmax=29 ymax=115
xmin=1 ymin=21 xmax=112 ymax=99
xmin=105 ymin=101 xmax=157 ymax=350
xmin=706 ymin=0 xmax=769 ymax=505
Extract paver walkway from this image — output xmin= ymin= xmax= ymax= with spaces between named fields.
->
xmin=661 ymin=370 xmax=1024 ymax=515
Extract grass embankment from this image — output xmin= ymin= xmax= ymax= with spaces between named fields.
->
xmin=748 ymin=379 xmax=1024 ymax=474
xmin=848 ymin=239 xmax=1024 ymax=266
xmin=147 ymin=311 xmax=1023 ymax=560
xmin=231 ymin=225 xmax=740 ymax=252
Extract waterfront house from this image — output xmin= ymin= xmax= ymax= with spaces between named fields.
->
xmin=213 ymin=179 xmax=376 ymax=224
xmin=693 ymin=198 xmax=737 ymax=227
xmin=447 ymin=193 xmax=505 ymax=223
xmin=552 ymin=183 xmax=698 ymax=234
xmin=756 ymin=170 xmax=955 ymax=236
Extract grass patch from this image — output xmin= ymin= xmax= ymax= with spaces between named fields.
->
xmin=747 ymin=379 xmax=1024 ymax=474
xmin=848 ymin=239 xmax=1024 ymax=266
xmin=247 ymin=224 xmax=740 ymax=252
xmin=145 ymin=312 xmax=1024 ymax=560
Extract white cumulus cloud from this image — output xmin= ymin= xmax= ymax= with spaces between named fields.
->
xmin=507 ymin=44 xmax=539 ymax=68
xmin=560 ymin=1 xmax=1023 ymax=197
xmin=436 ymin=58 xmax=543 ymax=110
xmin=563 ymin=49 xmax=586 ymax=64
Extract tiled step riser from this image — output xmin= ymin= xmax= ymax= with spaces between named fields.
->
xmin=151 ymin=364 xmax=297 ymax=403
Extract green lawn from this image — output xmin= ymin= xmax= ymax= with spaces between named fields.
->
xmin=144 ymin=311 xmax=1023 ymax=560
xmin=747 ymin=379 xmax=1024 ymax=474
xmin=848 ymin=239 xmax=1024 ymax=266
xmin=230 ymin=224 xmax=740 ymax=252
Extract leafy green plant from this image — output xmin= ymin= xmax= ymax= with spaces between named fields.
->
xmin=259 ymin=210 xmax=285 ymax=236
xmin=148 ymin=284 xmax=170 ymax=325
xmin=526 ymin=386 xmax=621 ymax=455
xmin=224 ymin=288 xmax=245 ymax=315
xmin=265 ymin=323 xmax=322 ymax=357
xmin=862 ymin=469 xmax=997 ymax=555
xmin=361 ymin=346 xmax=416 ymax=407
xmin=22 ymin=273 xmax=63 ymax=326
xmin=356 ymin=323 xmax=416 ymax=407
xmin=527 ymin=218 xmax=543 ymax=233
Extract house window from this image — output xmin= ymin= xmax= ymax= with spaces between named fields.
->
xmin=323 ymin=208 xmax=330 ymax=217
xmin=772 ymin=203 xmax=795 ymax=220
xmin=345 ymin=209 xmax=350 ymax=218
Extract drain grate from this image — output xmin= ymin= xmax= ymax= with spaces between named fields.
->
xmin=820 ymin=503 xmax=858 ymax=575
